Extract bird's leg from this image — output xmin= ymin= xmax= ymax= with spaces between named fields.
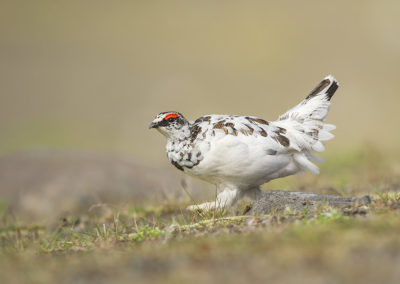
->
xmin=243 ymin=186 xmax=264 ymax=202
xmin=187 ymin=187 xmax=242 ymax=212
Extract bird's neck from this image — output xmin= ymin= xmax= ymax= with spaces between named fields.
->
xmin=165 ymin=124 xmax=202 ymax=172
xmin=164 ymin=124 xmax=192 ymax=142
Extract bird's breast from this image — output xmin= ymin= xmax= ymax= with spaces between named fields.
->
xmin=166 ymin=140 xmax=205 ymax=171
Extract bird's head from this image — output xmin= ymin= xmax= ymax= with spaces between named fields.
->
xmin=149 ymin=112 xmax=190 ymax=139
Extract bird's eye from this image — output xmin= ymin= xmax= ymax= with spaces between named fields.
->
xmin=168 ymin=117 xmax=174 ymax=122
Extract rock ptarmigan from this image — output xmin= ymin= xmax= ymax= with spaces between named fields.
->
xmin=149 ymin=75 xmax=339 ymax=211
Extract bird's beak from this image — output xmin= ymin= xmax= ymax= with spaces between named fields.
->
xmin=149 ymin=122 xmax=158 ymax=129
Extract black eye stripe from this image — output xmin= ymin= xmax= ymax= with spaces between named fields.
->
xmin=158 ymin=119 xmax=169 ymax=127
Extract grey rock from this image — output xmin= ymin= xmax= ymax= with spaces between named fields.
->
xmin=247 ymin=190 xmax=371 ymax=215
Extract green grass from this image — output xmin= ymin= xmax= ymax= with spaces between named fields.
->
xmin=1 ymin=191 xmax=399 ymax=283
xmin=0 ymin=146 xmax=399 ymax=283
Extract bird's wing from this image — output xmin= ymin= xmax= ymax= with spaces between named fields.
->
xmin=187 ymin=115 xmax=296 ymax=184
xmin=191 ymin=114 xmax=292 ymax=153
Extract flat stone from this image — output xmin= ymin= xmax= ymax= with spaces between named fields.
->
xmin=247 ymin=190 xmax=371 ymax=215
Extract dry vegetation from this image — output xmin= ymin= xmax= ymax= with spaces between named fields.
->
xmin=1 ymin=192 xmax=399 ymax=284
xmin=0 ymin=148 xmax=399 ymax=284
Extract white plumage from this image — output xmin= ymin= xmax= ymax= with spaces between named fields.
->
xmin=150 ymin=75 xmax=339 ymax=211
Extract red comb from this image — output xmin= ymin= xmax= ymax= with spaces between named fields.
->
xmin=165 ymin=113 xmax=178 ymax=120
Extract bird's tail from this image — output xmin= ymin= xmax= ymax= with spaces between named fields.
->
xmin=274 ymin=75 xmax=339 ymax=174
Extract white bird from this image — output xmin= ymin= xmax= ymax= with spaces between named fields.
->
xmin=149 ymin=75 xmax=339 ymax=211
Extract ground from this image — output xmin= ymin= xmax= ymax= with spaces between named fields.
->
xmin=0 ymin=147 xmax=399 ymax=284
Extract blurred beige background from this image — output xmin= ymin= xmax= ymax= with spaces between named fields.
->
xmin=1 ymin=0 xmax=400 ymax=164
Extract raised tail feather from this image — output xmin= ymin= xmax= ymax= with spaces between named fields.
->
xmin=274 ymin=75 xmax=339 ymax=174
xmin=278 ymin=75 xmax=339 ymax=122
xmin=305 ymin=75 xmax=338 ymax=101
